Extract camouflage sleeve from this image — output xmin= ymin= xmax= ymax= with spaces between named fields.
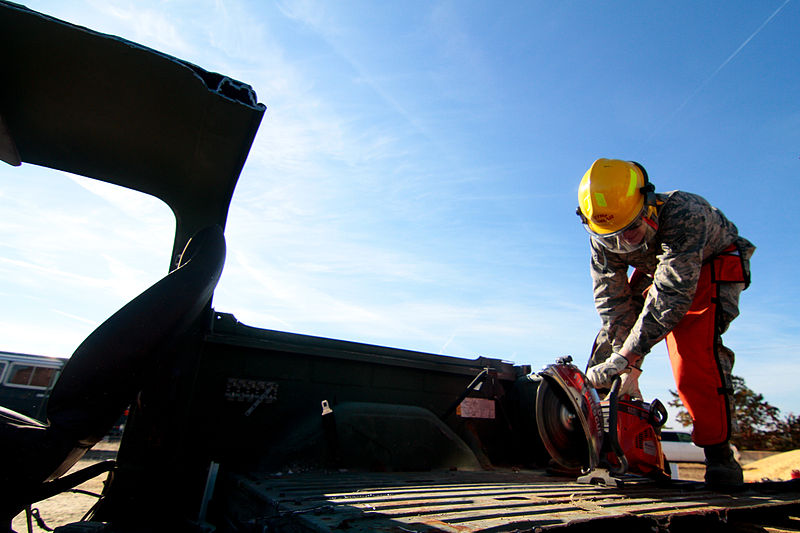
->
xmin=590 ymin=191 xmax=744 ymax=358
xmin=621 ymin=200 xmax=708 ymax=356
xmin=590 ymin=240 xmax=638 ymax=352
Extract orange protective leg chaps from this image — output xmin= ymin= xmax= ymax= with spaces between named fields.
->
xmin=666 ymin=249 xmax=743 ymax=447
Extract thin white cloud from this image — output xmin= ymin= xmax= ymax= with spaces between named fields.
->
xmin=87 ymin=0 xmax=194 ymax=55
xmin=51 ymin=309 xmax=100 ymax=327
xmin=274 ymin=0 xmax=449 ymax=154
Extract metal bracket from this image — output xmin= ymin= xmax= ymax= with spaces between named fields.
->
xmin=577 ymin=468 xmax=624 ymax=487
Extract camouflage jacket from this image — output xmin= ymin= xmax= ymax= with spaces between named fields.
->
xmin=590 ymin=190 xmax=755 ymax=356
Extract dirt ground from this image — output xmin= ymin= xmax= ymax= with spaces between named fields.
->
xmin=11 ymin=440 xmax=118 ymax=533
xmin=665 ymin=450 xmax=800 ymax=483
xmin=11 ymin=445 xmax=800 ymax=532
xmin=742 ymin=448 xmax=800 ymax=482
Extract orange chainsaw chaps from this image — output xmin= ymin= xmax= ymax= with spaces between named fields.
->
xmin=666 ymin=249 xmax=744 ymax=447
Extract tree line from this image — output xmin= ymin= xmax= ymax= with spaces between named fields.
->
xmin=669 ymin=375 xmax=800 ymax=451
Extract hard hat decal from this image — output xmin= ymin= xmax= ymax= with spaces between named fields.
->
xmin=594 ymin=192 xmax=607 ymax=207
xmin=627 ymin=169 xmax=638 ymax=197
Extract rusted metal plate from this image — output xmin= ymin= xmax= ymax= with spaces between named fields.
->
xmin=221 ymin=470 xmax=800 ymax=532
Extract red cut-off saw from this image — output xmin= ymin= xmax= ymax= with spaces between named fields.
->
xmin=536 ymin=356 xmax=670 ymax=485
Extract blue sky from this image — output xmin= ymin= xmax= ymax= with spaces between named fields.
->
xmin=2 ymin=1 xmax=798 ymax=426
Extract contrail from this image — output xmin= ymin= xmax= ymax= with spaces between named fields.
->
xmin=439 ymin=331 xmax=457 ymax=354
xmin=648 ymin=0 xmax=791 ymax=142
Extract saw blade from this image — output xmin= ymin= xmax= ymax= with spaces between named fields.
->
xmin=536 ymin=378 xmax=591 ymax=470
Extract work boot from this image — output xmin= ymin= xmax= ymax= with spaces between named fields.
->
xmin=704 ymin=442 xmax=743 ymax=490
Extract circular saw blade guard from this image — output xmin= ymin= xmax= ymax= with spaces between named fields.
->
xmin=536 ymin=360 xmax=604 ymax=473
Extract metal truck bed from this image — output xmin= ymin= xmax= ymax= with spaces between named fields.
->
xmin=219 ymin=470 xmax=800 ymax=532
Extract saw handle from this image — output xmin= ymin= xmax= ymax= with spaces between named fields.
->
xmin=649 ymin=399 xmax=669 ymax=428
xmin=607 ymin=375 xmax=629 ymax=476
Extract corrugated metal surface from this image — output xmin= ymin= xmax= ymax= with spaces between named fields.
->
xmin=222 ymin=470 xmax=800 ymax=532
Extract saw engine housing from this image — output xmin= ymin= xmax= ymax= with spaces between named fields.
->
xmin=601 ymin=397 xmax=667 ymax=477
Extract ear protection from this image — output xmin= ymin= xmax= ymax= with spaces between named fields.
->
xmin=631 ymin=161 xmax=658 ymax=221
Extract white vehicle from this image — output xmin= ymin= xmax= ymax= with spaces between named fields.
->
xmin=661 ymin=429 xmax=706 ymax=463
xmin=661 ymin=429 xmax=741 ymax=464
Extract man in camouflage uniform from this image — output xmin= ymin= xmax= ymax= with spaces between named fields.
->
xmin=576 ymin=158 xmax=754 ymax=489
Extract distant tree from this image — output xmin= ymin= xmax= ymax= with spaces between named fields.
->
xmin=668 ymin=375 xmax=789 ymax=451
xmin=667 ymin=390 xmax=693 ymax=428
xmin=774 ymin=414 xmax=800 ymax=451
xmin=730 ymin=376 xmax=783 ymax=449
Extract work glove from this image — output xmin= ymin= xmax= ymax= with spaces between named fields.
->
xmin=619 ymin=366 xmax=642 ymax=400
xmin=586 ymin=353 xmax=629 ymax=390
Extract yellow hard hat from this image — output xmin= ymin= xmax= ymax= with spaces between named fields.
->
xmin=577 ymin=158 xmax=647 ymax=235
